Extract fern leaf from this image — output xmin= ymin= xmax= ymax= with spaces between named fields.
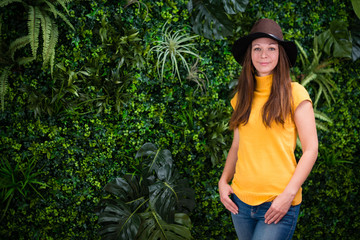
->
xmin=9 ymin=35 xmax=30 ymax=60
xmin=0 ymin=0 xmax=22 ymax=8
xmin=301 ymin=73 xmax=317 ymax=86
xmin=314 ymin=110 xmax=333 ymax=124
xmin=48 ymin=21 xmax=59 ymax=76
xmin=295 ymin=40 xmax=309 ymax=65
xmin=39 ymin=11 xmax=52 ymax=66
xmin=17 ymin=56 xmax=35 ymax=65
xmin=315 ymin=121 xmax=329 ymax=132
xmin=44 ymin=6 xmax=74 ymax=30
xmin=44 ymin=0 xmax=59 ymax=18
xmin=313 ymin=86 xmax=322 ymax=107
xmin=54 ymin=0 xmax=71 ymax=14
xmin=28 ymin=6 xmax=40 ymax=57
xmin=0 ymin=67 xmax=10 ymax=111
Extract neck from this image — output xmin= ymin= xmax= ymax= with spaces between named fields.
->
xmin=255 ymin=74 xmax=273 ymax=92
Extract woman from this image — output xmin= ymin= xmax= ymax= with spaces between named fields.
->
xmin=218 ymin=19 xmax=318 ymax=240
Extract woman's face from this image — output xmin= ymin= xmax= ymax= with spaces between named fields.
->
xmin=251 ymin=37 xmax=279 ymax=76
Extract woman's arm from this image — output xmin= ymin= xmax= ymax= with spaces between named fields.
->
xmin=218 ymin=128 xmax=240 ymax=214
xmin=265 ymin=100 xmax=318 ymax=224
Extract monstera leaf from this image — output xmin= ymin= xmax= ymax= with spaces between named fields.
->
xmin=98 ymin=199 xmax=142 ymax=240
xmin=317 ymin=20 xmax=352 ymax=59
xmin=136 ymin=212 xmax=192 ymax=240
xmin=351 ymin=0 xmax=360 ymax=19
xmin=187 ymin=0 xmax=249 ymax=39
xmin=98 ymin=143 xmax=195 ymax=240
xmin=222 ymin=0 xmax=249 ymax=14
xmin=351 ymin=18 xmax=360 ymax=61
xmin=149 ymin=164 xmax=195 ymax=223
xmin=98 ymin=175 xmax=148 ymax=240
xmin=135 ymin=142 xmax=173 ymax=174
xmin=103 ymin=175 xmax=149 ymax=209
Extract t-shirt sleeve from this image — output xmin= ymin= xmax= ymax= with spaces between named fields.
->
xmin=230 ymin=92 xmax=238 ymax=110
xmin=292 ymin=82 xmax=312 ymax=110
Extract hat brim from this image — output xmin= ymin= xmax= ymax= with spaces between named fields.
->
xmin=232 ymin=32 xmax=297 ymax=67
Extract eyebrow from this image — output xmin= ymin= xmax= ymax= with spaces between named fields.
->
xmin=252 ymin=43 xmax=278 ymax=47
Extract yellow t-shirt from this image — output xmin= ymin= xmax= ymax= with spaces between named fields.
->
xmin=230 ymin=74 xmax=311 ymax=206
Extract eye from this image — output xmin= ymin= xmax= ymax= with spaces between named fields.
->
xmin=253 ymin=47 xmax=261 ymax=51
xmin=269 ymin=47 xmax=276 ymax=51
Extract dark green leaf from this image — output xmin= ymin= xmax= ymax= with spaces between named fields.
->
xmin=318 ymin=20 xmax=352 ymax=59
xmin=104 ymin=175 xmax=148 ymax=208
xmin=188 ymin=0 xmax=234 ymax=40
xmin=149 ymin=166 xmax=195 ymax=222
xmin=351 ymin=0 xmax=360 ymax=19
xmin=135 ymin=143 xmax=173 ymax=173
xmin=222 ymin=0 xmax=249 ymax=14
xmin=350 ymin=19 xmax=360 ymax=61
xmin=137 ymin=212 xmax=192 ymax=240
xmin=98 ymin=201 xmax=142 ymax=240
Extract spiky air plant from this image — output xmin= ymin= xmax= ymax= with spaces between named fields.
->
xmin=150 ymin=24 xmax=200 ymax=84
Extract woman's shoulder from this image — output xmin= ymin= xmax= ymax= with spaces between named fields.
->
xmin=291 ymin=81 xmax=306 ymax=90
xmin=291 ymin=82 xmax=312 ymax=107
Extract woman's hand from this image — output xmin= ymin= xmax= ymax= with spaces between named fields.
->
xmin=264 ymin=192 xmax=294 ymax=224
xmin=219 ymin=181 xmax=238 ymax=214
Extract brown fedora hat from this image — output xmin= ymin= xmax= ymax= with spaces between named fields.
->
xmin=232 ymin=18 xmax=297 ymax=67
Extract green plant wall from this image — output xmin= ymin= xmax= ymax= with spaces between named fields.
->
xmin=0 ymin=0 xmax=359 ymax=239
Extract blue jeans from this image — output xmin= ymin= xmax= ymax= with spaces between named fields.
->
xmin=231 ymin=194 xmax=300 ymax=240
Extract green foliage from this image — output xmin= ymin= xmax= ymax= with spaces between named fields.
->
xmin=351 ymin=18 xmax=360 ymax=61
xmin=0 ymin=0 xmax=75 ymax=74
xmin=0 ymin=1 xmax=359 ymax=240
xmin=0 ymin=157 xmax=47 ymax=221
xmin=0 ymin=67 xmax=9 ymax=111
xmin=187 ymin=0 xmax=249 ymax=39
xmin=351 ymin=0 xmax=360 ymax=19
xmin=0 ymin=18 xmax=33 ymax=111
xmin=150 ymin=23 xmax=200 ymax=83
xmin=295 ymin=36 xmax=338 ymax=107
xmin=186 ymin=58 xmax=209 ymax=93
xmin=97 ymin=143 xmax=195 ymax=240
xmin=317 ymin=20 xmax=352 ymax=59
xmin=19 ymin=63 xmax=88 ymax=117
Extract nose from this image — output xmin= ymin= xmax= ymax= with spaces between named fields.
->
xmin=261 ymin=49 xmax=267 ymax=58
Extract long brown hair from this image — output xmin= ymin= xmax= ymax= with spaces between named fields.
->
xmin=229 ymin=44 xmax=293 ymax=130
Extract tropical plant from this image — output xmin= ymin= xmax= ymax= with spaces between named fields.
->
xmin=317 ymin=20 xmax=352 ymax=60
xmin=187 ymin=0 xmax=249 ymax=39
xmin=313 ymin=109 xmax=333 ymax=132
xmin=351 ymin=18 xmax=360 ymax=61
xmin=83 ymin=60 xmax=133 ymax=115
xmin=292 ymin=36 xmax=337 ymax=143
xmin=99 ymin=14 xmax=145 ymax=70
xmin=74 ymin=14 xmax=145 ymax=115
xmin=201 ymin=109 xmax=231 ymax=166
xmin=97 ymin=143 xmax=195 ymax=240
xmin=352 ymin=0 xmax=360 ymax=19
xmin=20 ymin=62 xmax=88 ymax=117
xmin=0 ymin=0 xmax=75 ymax=74
xmin=123 ymin=0 xmax=149 ymax=20
xmin=0 ymin=15 xmax=34 ymax=111
xmin=295 ymin=37 xmax=338 ymax=107
xmin=150 ymin=24 xmax=200 ymax=83
xmin=186 ymin=58 xmax=209 ymax=93
xmin=0 ymin=157 xmax=47 ymax=221
xmin=315 ymin=148 xmax=353 ymax=171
